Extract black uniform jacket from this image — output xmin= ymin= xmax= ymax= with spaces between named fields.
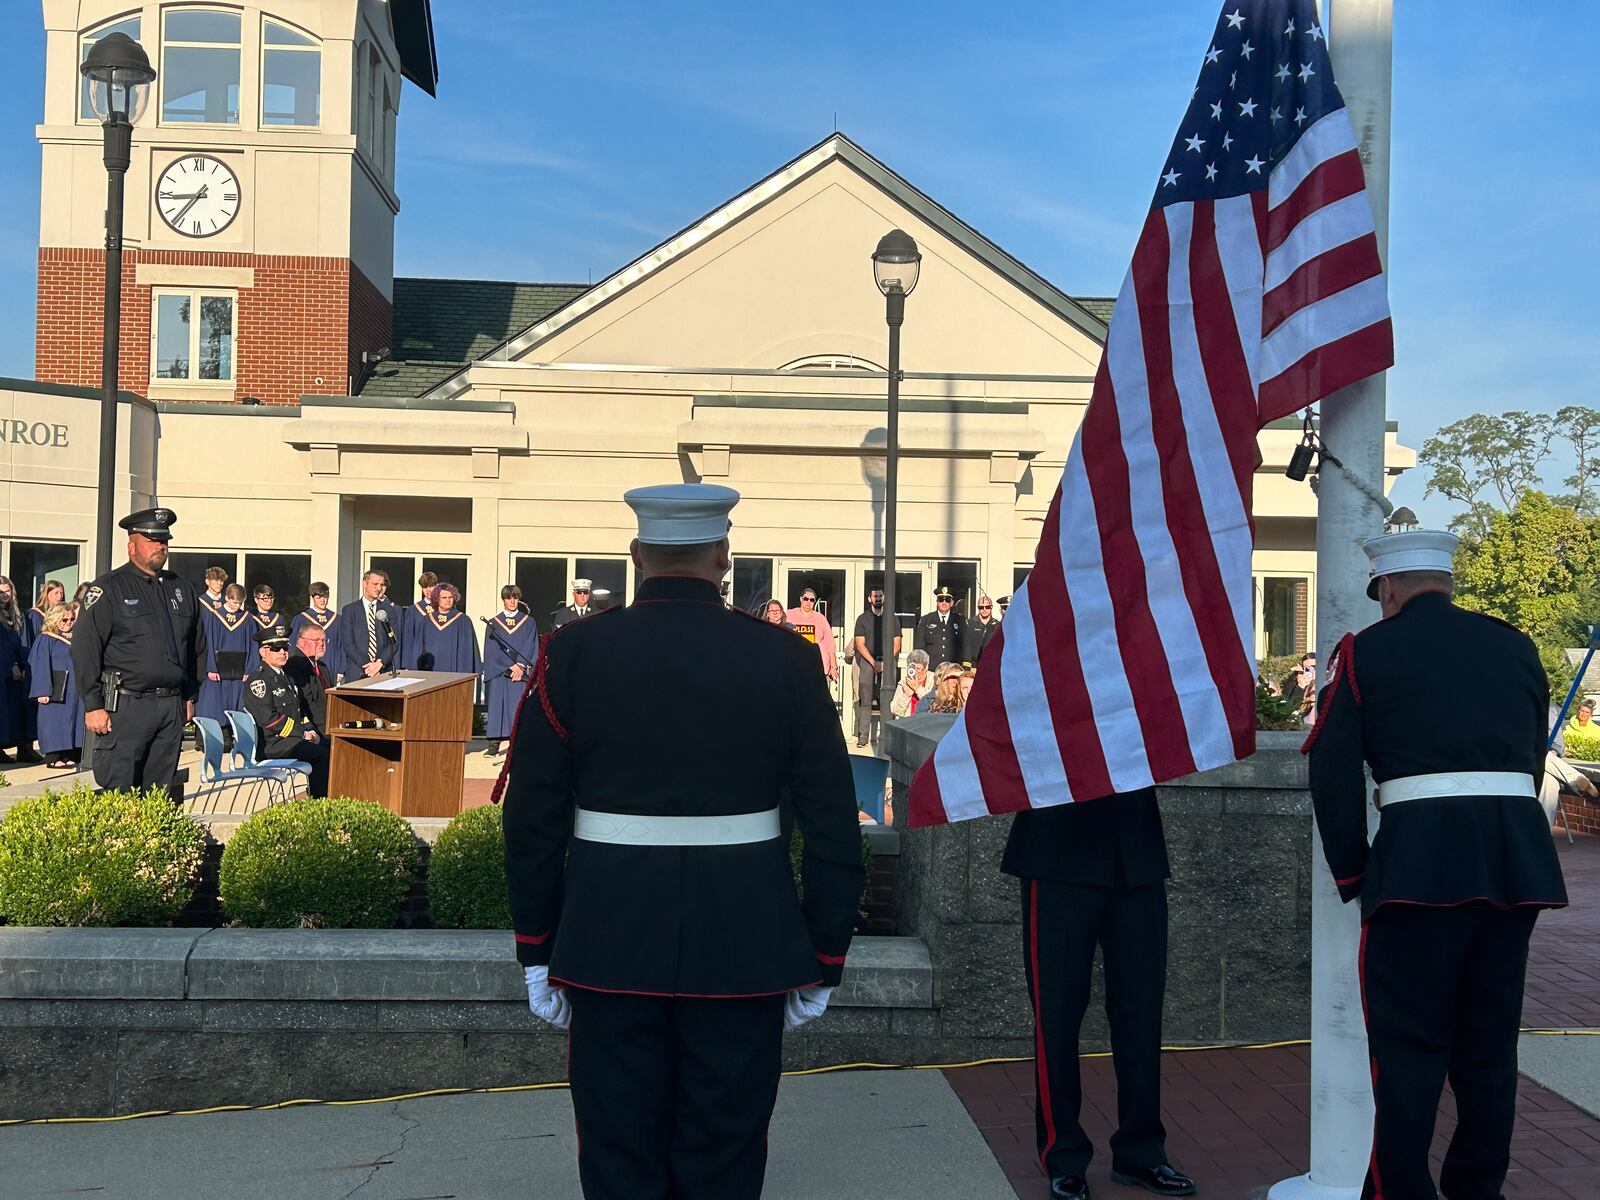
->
xmin=284 ymin=653 xmax=331 ymax=735
xmin=72 ymin=562 xmax=206 ymax=708
xmin=914 ymin=610 xmax=968 ymax=668
xmin=1308 ymin=592 xmax=1566 ymax=918
xmin=1000 ymin=787 xmax=1171 ymax=888
xmin=551 ymin=603 xmax=593 ymax=629
xmin=966 ymin=618 xmax=1001 ymax=664
xmin=502 ymin=575 xmax=865 ymax=997
xmin=243 ymin=664 xmax=312 ymax=758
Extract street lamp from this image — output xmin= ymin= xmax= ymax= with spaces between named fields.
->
xmin=872 ymin=229 xmax=920 ymax=731
xmin=81 ymin=32 xmax=155 ymax=575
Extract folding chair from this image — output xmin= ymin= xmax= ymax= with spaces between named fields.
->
xmin=191 ymin=716 xmax=297 ymax=811
xmin=224 ymin=709 xmax=312 ymax=794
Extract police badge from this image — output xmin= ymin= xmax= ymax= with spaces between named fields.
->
xmin=249 ymin=679 xmax=268 ymax=699
xmin=84 ymin=586 xmax=103 ymax=609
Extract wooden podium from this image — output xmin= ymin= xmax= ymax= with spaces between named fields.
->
xmin=326 ymin=671 xmax=476 ymax=817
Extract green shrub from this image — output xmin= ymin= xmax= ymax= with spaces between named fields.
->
xmin=219 ymin=797 xmax=419 ymax=928
xmin=1256 ymin=682 xmax=1304 ymax=731
xmin=1565 ymin=723 xmax=1600 ymax=762
xmin=0 ymin=784 xmax=204 ymax=926
xmin=428 ymin=804 xmax=511 ymax=929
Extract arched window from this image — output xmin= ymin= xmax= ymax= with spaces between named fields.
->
xmin=262 ymin=19 xmax=320 ymax=127
xmin=161 ymin=8 xmax=241 ymax=125
xmin=79 ymin=14 xmax=142 ymax=121
xmin=779 ymin=354 xmax=885 ymax=372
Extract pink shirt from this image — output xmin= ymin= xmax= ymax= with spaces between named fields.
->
xmin=786 ymin=606 xmax=838 ymax=679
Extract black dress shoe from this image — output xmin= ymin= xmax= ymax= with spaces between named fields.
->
xmin=15 ymin=748 xmax=43 ymax=764
xmin=1110 ymin=1164 xmax=1196 ymax=1196
xmin=1050 ymin=1176 xmax=1089 ymax=1200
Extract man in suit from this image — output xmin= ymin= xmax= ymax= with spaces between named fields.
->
xmin=914 ymin=586 xmax=968 ymax=668
xmin=1309 ymin=530 xmax=1566 ymax=1199
xmin=242 ymin=620 xmax=328 ymax=798
xmin=501 ymin=483 xmax=865 ymax=1200
xmin=551 ymin=578 xmax=595 ymax=629
xmin=337 ymin=570 xmax=399 ymax=682
xmin=285 ymin=620 xmax=332 ymax=737
xmin=1003 ymin=791 xmax=1196 ymax=1199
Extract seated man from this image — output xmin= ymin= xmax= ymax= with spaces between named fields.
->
xmin=243 ymin=621 xmax=329 ymax=798
xmin=284 ymin=621 xmax=332 ymax=738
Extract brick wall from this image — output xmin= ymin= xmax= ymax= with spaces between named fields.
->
xmin=1560 ymin=794 xmax=1600 ymax=837
xmin=37 ymin=248 xmax=391 ymax=406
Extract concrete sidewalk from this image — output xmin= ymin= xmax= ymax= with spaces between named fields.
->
xmin=0 ymin=1069 xmax=1014 ymax=1200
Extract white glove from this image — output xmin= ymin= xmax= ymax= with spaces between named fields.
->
xmin=525 ymin=965 xmax=571 ymax=1031
xmin=784 ymin=985 xmax=834 ymax=1030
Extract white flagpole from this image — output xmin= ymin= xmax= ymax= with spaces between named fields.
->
xmin=1269 ymin=1 xmax=1392 ymax=1198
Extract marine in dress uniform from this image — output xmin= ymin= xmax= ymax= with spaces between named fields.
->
xmin=243 ymin=621 xmax=328 ymax=798
xmin=71 ymin=508 xmax=207 ymax=792
xmin=337 ymin=571 xmax=401 ymax=681
xmin=551 ymin=578 xmax=594 ymax=629
xmin=501 ymin=484 xmax=865 ymax=1200
xmin=914 ymin=586 xmax=968 ymax=669
xmin=482 ymin=585 xmax=537 ymax=754
xmin=1308 ymin=530 xmax=1566 ymax=1200
xmin=1003 ymin=792 xmax=1196 ymax=1199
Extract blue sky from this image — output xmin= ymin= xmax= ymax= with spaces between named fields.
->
xmin=0 ymin=1 xmax=1594 ymax=527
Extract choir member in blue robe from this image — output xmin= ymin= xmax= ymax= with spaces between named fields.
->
xmin=414 ymin=583 xmax=481 ymax=676
xmin=482 ymin=584 xmax=539 ymax=755
xmin=198 ymin=585 xmax=252 ymax=739
xmin=291 ymin=581 xmax=338 ymax=644
xmin=28 ymin=604 xmax=84 ymax=767
xmin=199 ymin=567 xmax=229 ymax=619
xmin=243 ymin=584 xmax=283 ymax=676
xmin=0 ymin=576 xmax=33 ymax=763
xmin=28 ymin=580 xmax=66 ymax=643
xmin=398 ymin=571 xmax=438 ymax=670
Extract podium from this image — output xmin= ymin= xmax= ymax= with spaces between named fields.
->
xmin=326 ymin=671 xmax=476 ymax=817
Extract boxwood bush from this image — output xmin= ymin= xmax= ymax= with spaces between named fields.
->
xmin=1565 ymin=722 xmax=1600 ymax=762
xmin=219 ymin=797 xmax=419 ymax=928
xmin=428 ymin=804 xmax=511 ymax=929
xmin=0 ymin=783 xmax=204 ymax=926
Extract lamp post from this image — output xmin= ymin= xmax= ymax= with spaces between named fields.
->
xmin=80 ymin=32 xmax=156 ymax=576
xmin=871 ymin=229 xmax=920 ymax=728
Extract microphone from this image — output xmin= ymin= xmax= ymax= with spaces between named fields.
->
xmin=375 ymin=607 xmax=396 ymax=644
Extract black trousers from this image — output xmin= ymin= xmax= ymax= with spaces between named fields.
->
xmin=1360 ymin=904 xmax=1538 ymax=1200
xmin=567 ymin=988 xmax=785 ymax=1200
xmin=264 ymin=736 xmax=329 ymax=798
xmin=93 ymin=694 xmax=185 ymax=793
xmin=1021 ymin=877 xmax=1168 ymax=1179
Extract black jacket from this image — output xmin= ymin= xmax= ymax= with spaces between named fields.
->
xmin=966 ymin=617 xmax=1001 ymax=664
xmin=72 ymin=562 xmax=206 ymax=707
xmin=243 ymin=664 xmax=312 ymax=758
xmin=914 ymin=610 xmax=968 ymax=668
xmin=1001 ymin=786 xmax=1171 ymax=888
xmin=284 ymin=653 xmax=331 ymax=735
xmin=502 ymin=575 xmax=865 ymax=996
xmin=1309 ymin=592 xmax=1566 ymax=917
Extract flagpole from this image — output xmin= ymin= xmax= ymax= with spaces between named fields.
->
xmin=1270 ymin=1 xmax=1392 ymax=1197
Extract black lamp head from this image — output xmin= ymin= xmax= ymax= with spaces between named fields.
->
xmin=872 ymin=229 xmax=922 ymax=297
xmin=80 ymin=32 xmax=156 ymax=125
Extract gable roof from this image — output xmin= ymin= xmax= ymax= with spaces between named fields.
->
xmin=357 ymin=279 xmax=589 ymax=398
xmin=421 ymin=132 xmax=1113 ymax=401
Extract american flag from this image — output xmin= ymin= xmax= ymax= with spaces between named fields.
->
xmin=907 ymin=0 xmax=1392 ymax=827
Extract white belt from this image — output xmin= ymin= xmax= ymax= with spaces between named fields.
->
xmin=1376 ymin=771 xmax=1535 ymax=808
xmin=572 ymin=807 xmax=782 ymax=846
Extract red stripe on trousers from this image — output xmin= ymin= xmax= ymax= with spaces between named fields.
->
xmin=1265 ymin=149 xmax=1368 ymax=254
xmin=1359 ymin=920 xmax=1385 ymax=1200
xmin=1257 ymin=321 xmax=1395 ymax=424
xmin=1262 ymin=233 xmax=1384 ymax=336
xmin=1028 ymin=881 xmax=1060 ymax=1175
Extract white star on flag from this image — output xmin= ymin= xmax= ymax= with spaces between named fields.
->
xmin=1225 ymin=8 xmax=1245 ymax=27
xmin=1185 ymin=133 xmax=1206 ymax=153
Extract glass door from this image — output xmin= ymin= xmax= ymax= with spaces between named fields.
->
xmin=368 ymin=554 xmax=470 ymax=608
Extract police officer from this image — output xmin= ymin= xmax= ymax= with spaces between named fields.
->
xmin=914 ymin=585 xmax=967 ymax=668
xmin=72 ymin=508 xmax=206 ymax=792
xmin=243 ymin=620 xmax=328 ymax=798
xmin=551 ymin=577 xmax=594 ymax=628
xmin=1309 ymin=529 xmax=1567 ymax=1200
xmin=966 ymin=594 xmax=1001 ymax=663
xmin=501 ymin=483 xmax=865 ymax=1200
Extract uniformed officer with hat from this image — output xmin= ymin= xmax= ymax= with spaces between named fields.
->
xmin=1308 ymin=528 xmax=1566 ymax=1199
xmin=501 ymin=482 xmax=865 ymax=1199
xmin=242 ymin=619 xmax=328 ymax=797
xmin=913 ymin=585 xmax=968 ymax=668
xmin=72 ymin=507 xmax=206 ymax=792
xmin=551 ymin=578 xmax=595 ymax=628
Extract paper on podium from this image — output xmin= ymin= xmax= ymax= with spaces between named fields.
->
xmin=364 ymin=676 xmax=426 ymax=691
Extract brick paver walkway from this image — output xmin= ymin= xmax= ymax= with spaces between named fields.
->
xmin=948 ymin=835 xmax=1600 ymax=1200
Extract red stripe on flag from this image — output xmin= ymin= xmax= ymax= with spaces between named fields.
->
xmin=1257 ymin=320 xmax=1396 ymax=423
xmin=906 ymin=749 xmax=946 ymax=829
xmin=1266 ymin=149 xmax=1367 ymax=254
xmin=1263 ymin=233 xmax=1384 ymax=336
xmin=1251 ymin=190 xmax=1270 ymax=256
xmin=960 ymin=623 xmax=1033 ymax=816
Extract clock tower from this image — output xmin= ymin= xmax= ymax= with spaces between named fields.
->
xmin=34 ymin=1 xmax=438 ymax=406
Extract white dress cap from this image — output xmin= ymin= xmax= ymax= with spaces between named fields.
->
xmin=1362 ymin=529 xmax=1460 ymax=599
xmin=624 ymin=483 xmax=740 ymax=545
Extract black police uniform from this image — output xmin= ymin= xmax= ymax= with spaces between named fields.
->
xmin=966 ymin=616 xmax=1001 ymax=664
xmin=914 ymin=606 xmax=967 ymax=668
xmin=72 ymin=519 xmax=206 ymax=793
xmin=502 ymin=575 xmax=865 ymax=1200
xmin=550 ymin=601 xmax=593 ymax=629
xmin=1002 ymin=789 xmax=1176 ymax=1186
xmin=243 ymin=627 xmax=328 ymax=798
xmin=1309 ymin=591 xmax=1567 ymax=1200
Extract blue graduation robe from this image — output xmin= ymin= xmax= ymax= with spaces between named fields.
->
xmin=414 ymin=609 xmax=481 ymax=676
xmin=199 ymin=608 xmax=253 ymax=724
xmin=243 ymin=609 xmax=283 ymax=675
xmin=28 ymin=633 xmax=83 ymax=755
xmin=198 ymin=590 xmax=227 ymax=619
xmin=290 ymin=606 xmax=338 ymax=644
xmin=482 ymin=610 xmax=539 ymax=739
xmin=398 ymin=600 xmax=433 ymax=669
xmin=0 ymin=618 xmax=25 ymax=749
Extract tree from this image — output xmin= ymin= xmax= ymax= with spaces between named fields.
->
xmin=1453 ymin=491 xmax=1600 ymax=681
xmin=1556 ymin=405 xmax=1600 ymax=517
xmin=1419 ymin=411 xmax=1555 ymax=540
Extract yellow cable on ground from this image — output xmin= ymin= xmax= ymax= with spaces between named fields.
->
xmin=5 ymin=1030 xmax=1591 ymax=1127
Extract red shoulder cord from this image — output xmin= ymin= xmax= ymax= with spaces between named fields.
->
xmin=1300 ymin=631 xmax=1359 ymax=755
xmin=489 ymin=632 xmax=569 ymax=805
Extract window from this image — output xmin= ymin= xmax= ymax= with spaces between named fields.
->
xmin=382 ymin=80 xmax=396 ymax=179
xmin=1013 ymin=566 xmax=1031 ymax=596
xmin=731 ymin=557 xmax=774 ymax=613
xmin=80 ymin=16 xmax=142 ymax=121
xmin=862 ymin=569 xmax=924 ymax=633
xmin=167 ymin=551 xmax=239 ymax=592
xmin=262 ymin=20 xmax=320 ymax=127
xmin=513 ymin=555 xmax=630 ymax=632
xmin=10 ymin=542 xmax=82 ymax=604
xmin=937 ymin=560 xmax=980 ymax=621
xmin=575 ymin=558 xmax=628 ymax=612
xmin=152 ymin=291 xmax=235 ymax=383
xmin=780 ymin=354 xmax=884 ymax=372
xmin=1259 ymin=575 xmax=1310 ymax=657
xmin=245 ymin=553 xmax=312 ymax=616
xmin=369 ymin=555 xmax=469 ymax=608
xmin=162 ymin=9 xmax=241 ymax=124
xmin=362 ymin=44 xmax=379 ymax=153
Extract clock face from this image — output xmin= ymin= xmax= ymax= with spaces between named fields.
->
xmin=155 ymin=155 xmax=241 ymax=238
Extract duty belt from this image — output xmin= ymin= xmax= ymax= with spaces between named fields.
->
xmin=120 ymin=687 xmax=182 ymax=699
xmin=1376 ymin=771 xmax=1536 ymax=808
xmin=572 ymin=807 xmax=782 ymax=846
